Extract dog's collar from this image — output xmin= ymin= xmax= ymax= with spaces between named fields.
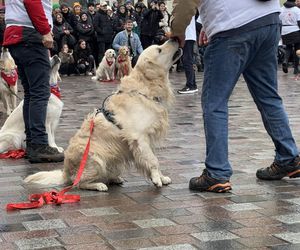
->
xmin=106 ymin=58 xmax=114 ymax=67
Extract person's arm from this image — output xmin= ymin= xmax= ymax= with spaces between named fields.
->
xmin=170 ymin=0 xmax=201 ymax=37
xmin=112 ymin=33 xmax=122 ymax=51
xmin=136 ymin=35 xmax=143 ymax=55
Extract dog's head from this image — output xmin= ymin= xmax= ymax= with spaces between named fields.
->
xmin=105 ymin=49 xmax=116 ymax=60
xmin=0 ymin=48 xmax=17 ymax=73
xmin=135 ymin=39 xmax=182 ymax=79
xmin=49 ymin=55 xmax=61 ymax=85
xmin=118 ymin=46 xmax=129 ymax=57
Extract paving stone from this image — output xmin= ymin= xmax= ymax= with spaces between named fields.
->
xmin=22 ymin=219 xmax=67 ymax=231
xmin=191 ymin=230 xmax=240 ymax=242
xmin=79 ymin=207 xmax=119 ymax=216
xmin=138 ymin=244 xmax=197 ymax=250
xmin=15 ymin=237 xmax=62 ymax=250
xmin=221 ymin=203 xmax=263 ymax=212
xmin=274 ymin=232 xmax=300 ymax=244
xmin=275 ymin=214 xmax=300 ymax=224
xmin=133 ymin=218 xmax=176 ymax=228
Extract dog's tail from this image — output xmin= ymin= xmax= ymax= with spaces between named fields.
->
xmin=24 ymin=170 xmax=65 ymax=185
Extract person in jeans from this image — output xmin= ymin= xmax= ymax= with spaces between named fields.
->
xmin=177 ymin=16 xmax=198 ymax=94
xmin=171 ymin=0 xmax=300 ymax=192
xmin=3 ymin=0 xmax=64 ymax=163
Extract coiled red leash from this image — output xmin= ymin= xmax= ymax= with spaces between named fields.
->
xmin=6 ymin=119 xmax=95 ymax=211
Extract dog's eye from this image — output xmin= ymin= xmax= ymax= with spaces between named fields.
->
xmin=158 ymin=48 xmax=162 ymax=53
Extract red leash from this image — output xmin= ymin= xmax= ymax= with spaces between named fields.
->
xmin=6 ymin=119 xmax=95 ymax=211
xmin=0 ymin=149 xmax=25 ymax=159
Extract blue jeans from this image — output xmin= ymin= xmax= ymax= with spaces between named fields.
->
xmin=202 ymin=24 xmax=299 ymax=180
xmin=9 ymin=44 xmax=50 ymax=145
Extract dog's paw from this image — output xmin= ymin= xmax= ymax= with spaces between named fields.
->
xmin=96 ymin=183 xmax=108 ymax=192
xmin=161 ymin=175 xmax=172 ymax=185
xmin=91 ymin=76 xmax=98 ymax=81
xmin=151 ymin=172 xmax=162 ymax=187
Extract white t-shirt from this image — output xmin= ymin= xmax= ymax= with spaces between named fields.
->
xmin=279 ymin=6 xmax=300 ymax=35
xmin=185 ymin=16 xmax=196 ymax=41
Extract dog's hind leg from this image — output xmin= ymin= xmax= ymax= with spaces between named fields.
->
xmin=131 ymin=137 xmax=171 ymax=187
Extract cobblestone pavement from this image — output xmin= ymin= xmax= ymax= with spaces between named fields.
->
xmin=0 ymin=69 xmax=300 ymax=250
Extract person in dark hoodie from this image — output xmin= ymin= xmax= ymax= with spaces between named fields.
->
xmin=74 ymin=39 xmax=95 ymax=75
xmin=53 ymin=12 xmax=77 ymax=51
xmin=140 ymin=0 xmax=163 ymax=48
xmin=93 ymin=2 xmax=114 ymax=63
xmin=113 ymin=5 xmax=127 ymax=35
xmin=76 ymin=12 xmax=94 ymax=48
xmin=279 ymin=0 xmax=300 ymax=74
xmin=60 ymin=3 xmax=78 ymax=30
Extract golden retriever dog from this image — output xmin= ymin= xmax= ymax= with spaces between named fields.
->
xmin=0 ymin=48 xmax=18 ymax=116
xmin=0 ymin=55 xmax=64 ymax=153
xmin=92 ymin=49 xmax=116 ymax=81
xmin=116 ymin=46 xmax=132 ymax=80
xmin=25 ymin=40 xmax=183 ymax=192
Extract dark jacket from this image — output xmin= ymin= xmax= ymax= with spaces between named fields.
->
xmin=74 ymin=44 xmax=93 ymax=64
xmin=141 ymin=8 xmax=163 ymax=36
xmin=53 ymin=18 xmax=74 ymax=42
xmin=76 ymin=14 xmax=94 ymax=43
xmin=93 ymin=9 xmax=114 ymax=43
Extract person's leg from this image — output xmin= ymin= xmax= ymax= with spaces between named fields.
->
xmin=178 ymin=40 xmax=197 ymax=94
xmin=98 ymin=42 xmax=105 ymax=63
xmin=293 ymin=42 xmax=300 ymax=74
xmin=9 ymin=46 xmax=32 ymax=143
xmin=282 ymin=44 xmax=292 ymax=73
xmin=243 ymin=25 xmax=299 ymax=170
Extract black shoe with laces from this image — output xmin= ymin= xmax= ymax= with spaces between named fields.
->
xmin=282 ymin=62 xmax=288 ymax=73
xmin=177 ymin=86 xmax=198 ymax=94
xmin=256 ymin=156 xmax=300 ymax=180
xmin=28 ymin=144 xmax=64 ymax=163
xmin=189 ymin=169 xmax=232 ymax=193
xmin=24 ymin=141 xmax=31 ymax=159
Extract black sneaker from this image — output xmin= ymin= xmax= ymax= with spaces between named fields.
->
xmin=24 ymin=141 xmax=31 ymax=159
xmin=177 ymin=87 xmax=198 ymax=94
xmin=256 ymin=156 xmax=300 ymax=180
xmin=282 ymin=62 xmax=288 ymax=73
xmin=189 ymin=169 xmax=232 ymax=193
xmin=28 ymin=144 xmax=64 ymax=164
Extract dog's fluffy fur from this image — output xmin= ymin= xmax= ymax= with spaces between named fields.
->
xmin=0 ymin=55 xmax=64 ymax=153
xmin=116 ymin=46 xmax=132 ymax=80
xmin=92 ymin=49 xmax=116 ymax=81
xmin=25 ymin=40 xmax=183 ymax=191
xmin=0 ymin=48 xmax=18 ymax=115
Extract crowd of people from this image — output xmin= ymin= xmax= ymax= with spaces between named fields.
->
xmin=49 ymin=0 xmax=173 ymax=76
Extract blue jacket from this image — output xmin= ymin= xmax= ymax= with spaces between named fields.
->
xmin=112 ymin=30 xmax=143 ymax=57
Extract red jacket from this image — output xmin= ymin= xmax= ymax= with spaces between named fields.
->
xmin=3 ymin=0 xmax=52 ymax=46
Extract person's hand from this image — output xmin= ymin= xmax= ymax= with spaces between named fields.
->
xmin=199 ymin=30 xmax=208 ymax=46
xmin=42 ymin=32 xmax=54 ymax=49
xmin=168 ymin=32 xmax=185 ymax=48
xmin=64 ymin=30 xmax=70 ymax=35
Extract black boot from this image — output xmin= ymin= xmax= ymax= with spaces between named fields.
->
xmin=28 ymin=144 xmax=64 ymax=163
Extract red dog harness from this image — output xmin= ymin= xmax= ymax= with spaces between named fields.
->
xmin=1 ymin=69 xmax=18 ymax=86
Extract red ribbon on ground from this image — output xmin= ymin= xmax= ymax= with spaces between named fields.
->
xmin=0 ymin=149 xmax=25 ymax=159
xmin=6 ymin=119 xmax=95 ymax=211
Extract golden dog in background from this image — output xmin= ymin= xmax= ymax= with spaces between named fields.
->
xmin=25 ymin=40 xmax=183 ymax=192
xmin=116 ymin=46 xmax=132 ymax=80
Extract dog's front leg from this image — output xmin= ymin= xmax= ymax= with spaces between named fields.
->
xmin=131 ymin=137 xmax=171 ymax=187
xmin=104 ymin=69 xmax=110 ymax=81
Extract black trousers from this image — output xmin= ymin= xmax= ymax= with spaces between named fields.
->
xmin=97 ymin=42 xmax=111 ymax=64
xmin=9 ymin=44 xmax=51 ymax=145
xmin=183 ymin=40 xmax=197 ymax=89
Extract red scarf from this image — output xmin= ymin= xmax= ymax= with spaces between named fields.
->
xmin=106 ymin=58 xmax=114 ymax=67
xmin=1 ymin=69 xmax=18 ymax=86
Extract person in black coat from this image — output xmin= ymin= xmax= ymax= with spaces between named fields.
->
xmin=74 ymin=39 xmax=95 ymax=75
xmin=60 ymin=4 xmax=78 ymax=31
xmin=140 ymin=0 xmax=163 ymax=48
xmin=113 ymin=5 xmax=127 ymax=35
xmin=53 ymin=13 xmax=77 ymax=51
xmin=76 ymin=12 xmax=95 ymax=48
xmin=93 ymin=2 xmax=114 ymax=63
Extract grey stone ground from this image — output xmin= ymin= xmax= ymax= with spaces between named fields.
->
xmin=0 ymin=68 xmax=300 ymax=249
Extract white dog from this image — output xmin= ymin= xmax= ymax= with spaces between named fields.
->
xmin=25 ymin=40 xmax=183 ymax=191
xmin=92 ymin=49 xmax=116 ymax=81
xmin=0 ymin=55 xmax=64 ymax=153
xmin=0 ymin=48 xmax=18 ymax=116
